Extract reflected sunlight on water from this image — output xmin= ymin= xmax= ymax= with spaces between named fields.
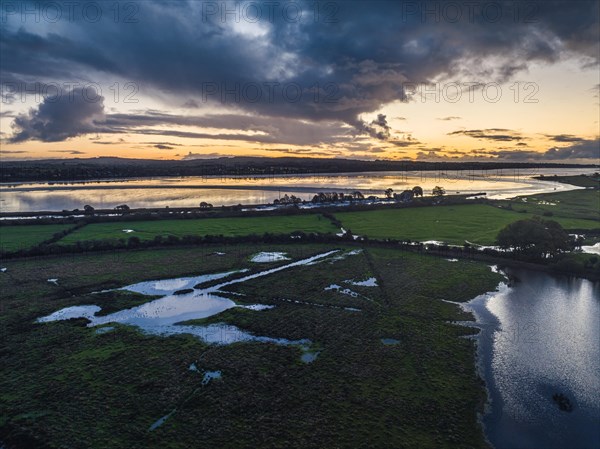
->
xmin=472 ymin=269 xmax=600 ymax=449
xmin=1 ymin=168 xmax=589 ymax=212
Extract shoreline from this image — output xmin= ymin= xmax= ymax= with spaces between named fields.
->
xmin=1 ymin=168 xmax=593 ymax=214
xmin=454 ymin=272 xmax=508 ymax=449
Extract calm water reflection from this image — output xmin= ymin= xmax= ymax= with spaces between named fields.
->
xmin=466 ymin=269 xmax=600 ymax=449
xmin=0 ymin=168 xmax=588 ymax=212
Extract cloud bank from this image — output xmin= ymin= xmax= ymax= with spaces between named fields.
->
xmin=1 ymin=0 xmax=598 ymax=161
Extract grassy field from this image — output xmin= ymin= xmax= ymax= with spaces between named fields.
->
xmin=3 ymin=189 xmax=597 ymax=252
xmin=0 ymin=244 xmax=502 ymax=448
xmin=334 ymin=204 xmax=599 ymax=245
xmin=58 ymin=214 xmax=337 ymax=245
xmin=0 ymin=224 xmax=74 ymax=252
xmin=500 ymin=189 xmax=600 ymax=223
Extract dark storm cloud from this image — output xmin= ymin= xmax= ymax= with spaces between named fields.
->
xmin=448 ymin=128 xmax=526 ymax=142
xmin=101 ymin=110 xmax=352 ymax=146
xmin=0 ymin=27 xmax=118 ymax=79
xmin=1 ymin=0 xmax=598 ymax=142
xmin=9 ymin=97 xmax=352 ymax=145
xmin=360 ymin=114 xmax=391 ymax=140
xmin=9 ymin=87 xmax=109 ymax=142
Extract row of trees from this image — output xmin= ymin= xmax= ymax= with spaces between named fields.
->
xmin=82 ymin=204 xmax=130 ymax=214
xmin=82 ymin=203 xmax=218 ymax=214
xmin=384 ymin=186 xmax=444 ymax=199
xmin=274 ymin=186 xmax=433 ymax=206
xmin=275 ymin=194 xmax=302 ymax=205
xmin=310 ymin=191 xmax=366 ymax=204
xmin=270 ymin=191 xmax=371 ymax=205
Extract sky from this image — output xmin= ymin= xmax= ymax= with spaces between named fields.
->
xmin=0 ymin=0 xmax=599 ymax=163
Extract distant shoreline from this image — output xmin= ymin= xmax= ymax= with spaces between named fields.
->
xmin=2 ymin=156 xmax=597 ymax=183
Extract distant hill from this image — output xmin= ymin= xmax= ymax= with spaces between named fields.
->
xmin=0 ymin=156 xmax=596 ymax=183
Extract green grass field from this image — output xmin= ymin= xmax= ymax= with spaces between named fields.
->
xmin=59 ymin=214 xmax=337 ymax=244
xmin=0 ymin=244 xmax=501 ymax=448
xmin=0 ymin=224 xmax=74 ymax=252
xmin=334 ymin=204 xmax=599 ymax=245
xmin=4 ymin=189 xmax=597 ymax=251
xmin=5 ymin=195 xmax=597 ymax=251
xmin=502 ymin=189 xmax=600 ymax=222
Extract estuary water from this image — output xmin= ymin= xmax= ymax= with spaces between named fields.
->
xmin=464 ymin=269 xmax=600 ymax=449
xmin=0 ymin=167 xmax=590 ymax=212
